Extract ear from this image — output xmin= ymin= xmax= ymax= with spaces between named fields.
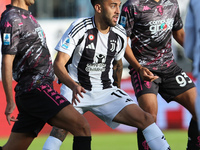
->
xmin=94 ymin=4 xmax=102 ymax=13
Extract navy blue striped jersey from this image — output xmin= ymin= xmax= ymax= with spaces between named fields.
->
xmin=55 ymin=17 xmax=127 ymax=91
xmin=0 ymin=5 xmax=55 ymax=96
xmin=119 ymin=0 xmax=183 ymax=71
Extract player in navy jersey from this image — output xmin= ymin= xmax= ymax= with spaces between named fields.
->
xmin=119 ymin=0 xmax=198 ymax=149
xmin=43 ymin=0 xmax=171 ymax=150
xmin=184 ymin=0 xmax=200 ymax=136
xmin=0 ymin=0 xmax=92 ymax=150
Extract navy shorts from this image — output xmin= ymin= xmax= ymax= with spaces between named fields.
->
xmin=12 ymin=84 xmax=70 ymax=137
xmin=130 ymin=64 xmax=195 ymax=102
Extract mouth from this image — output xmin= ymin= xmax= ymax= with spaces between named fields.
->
xmin=113 ymin=16 xmax=119 ymax=22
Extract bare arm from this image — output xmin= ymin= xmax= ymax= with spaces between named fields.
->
xmin=113 ymin=59 xmax=123 ymax=88
xmin=2 ymin=54 xmax=18 ymax=125
xmin=124 ymin=37 xmax=158 ymax=81
xmin=53 ymin=51 xmax=86 ymax=105
xmin=173 ymin=28 xmax=185 ymax=47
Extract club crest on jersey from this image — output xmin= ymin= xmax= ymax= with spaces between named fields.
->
xmin=3 ymin=33 xmax=11 ymax=45
xmin=157 ymin=5 xmax=163 ymax=15
xmin=109 ymin=40 xmax=117 ymax=52
xmin=62 ymin=38 xmax=70 ymax=49
xmin=88 ymin=34 xmax=95 ymax=41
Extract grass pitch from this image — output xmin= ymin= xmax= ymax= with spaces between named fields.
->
xmin=0 ymin=130 xmax=188 ymax=150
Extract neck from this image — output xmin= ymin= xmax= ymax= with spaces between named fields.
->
xmin=94 ymin=15 xmax=110 ymax=34
xmin=154 ymin=0 xmax=160 ymax=2
xmin=11 ymin=0 xmax=29 ymax=10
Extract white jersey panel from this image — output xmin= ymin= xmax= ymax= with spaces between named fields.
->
xmin=55 ymin=17 xmax=127 ymax=91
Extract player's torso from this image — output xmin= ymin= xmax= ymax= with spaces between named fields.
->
xmin=67 ymin=18 xmax=127 ymax=91
xmin=130 ymin=0 xmax=179 ymax=70
xmin=1 ymin=6 xmax=54 ymax=94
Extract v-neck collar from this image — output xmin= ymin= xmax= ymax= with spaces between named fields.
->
xmin=150 ymin=0 xmax=161 ymax=5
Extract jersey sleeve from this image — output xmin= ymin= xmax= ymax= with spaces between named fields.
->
xmin=119 ymin=2 xmax=135 ymax=37
xmin=172 ymin=4 xmax=183 ymax=31
xmin=1 ymin=16 xmax=21 ymax=55
xmin=55 ymin=22 xmax=78 ymax=57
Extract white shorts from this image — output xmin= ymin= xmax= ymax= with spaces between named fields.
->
xmin=60 ymin=84 xmax=136 ymax=129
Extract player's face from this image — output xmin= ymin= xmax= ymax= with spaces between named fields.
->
xmin=101 ymin=0 xmax=121 ymax=27
xmin=25 ymin=0 xmax=35 ymax=6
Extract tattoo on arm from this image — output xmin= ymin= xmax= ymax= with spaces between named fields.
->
xmin=112 ymin=59 xmax=123 ymax=88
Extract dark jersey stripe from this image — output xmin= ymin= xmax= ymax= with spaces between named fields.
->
xmin=101 ymin=30 xmax=118 ymax=89
xmin=78 ymin=28 xmax=98 ymax=90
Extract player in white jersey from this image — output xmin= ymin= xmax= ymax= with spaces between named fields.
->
xmin=184 ymin=0 xmax=200 ymax=136
xmin=43 ymin=0 xmax=171 ymax=149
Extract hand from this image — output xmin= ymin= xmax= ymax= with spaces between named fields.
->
xmin=138 ymin=66 xmax=159 ymax=82
xmin=71 ymin=84 xmax=86 ymax=105
xmin=5 ymin=100 xmax=18 ymax=125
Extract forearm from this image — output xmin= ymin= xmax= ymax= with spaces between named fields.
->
xmin=53 ymin=62 xmax=78 ymax=90
xmin=173 ymin=28 xmax=185 ymax=47
xmin=124 ymin=43 xmax=141 ymax=72
xmin=2 ymin=55 xmax=14 ymax=102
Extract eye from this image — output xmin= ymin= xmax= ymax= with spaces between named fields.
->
xmin=111 ymin=4 xmax=116 ymax=8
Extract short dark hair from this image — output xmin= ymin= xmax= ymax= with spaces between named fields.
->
xmin=90 ymin=0 xmax=104 ymax=7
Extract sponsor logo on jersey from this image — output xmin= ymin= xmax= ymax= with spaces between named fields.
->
xmin=3 ymin=33 xmax=10 ymax=45
xmin=120 ymin=16 xmax=126 ymax=27
xmin=86 ymin=43 xmax=95 ymax=50
xmin=86 ymin=63 xmax=106 ymax=72
xmin=123 ymin=6 xmax=129 ymax=13
xmin=88 ymin=34 xmax=95 ymax=41
xmin=62 ymin=38 xmax=70 ymax=49
xmin=95 ymin=54 xmax=106 ymax=63
xmin=149 ymin=18 xmax=174 ymax=34
xmin=143 ymin=6 xmax=151 ymax=11
xmin=4 ymin=21 xmax=12 ymax=27
xmin=85 ymin=54 xmax=106 ymax=72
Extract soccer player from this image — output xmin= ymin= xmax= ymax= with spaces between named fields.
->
xmin=43 ymin=0 xmax=171 ymax=150
xmin=0 ymin=0 xmax=91 ymax=150
xmin=119 ymin=0 xmax=198 ymax=149
xmin=184 ymin=0 xmax=200 ymax=136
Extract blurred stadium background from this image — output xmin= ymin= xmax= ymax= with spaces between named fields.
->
xmin=0 ymin=0 xmax=194 ymax=142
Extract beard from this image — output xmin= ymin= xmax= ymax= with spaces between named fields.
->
xmin=101 ymin=7 xmax=116 ymax=27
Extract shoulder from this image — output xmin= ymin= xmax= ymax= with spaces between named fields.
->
xmin=71 ymin=17 xmax=93 ymax=27
xmin=112 ymin=24 xmax=127 ymax=39
xmin=122 ymin=0 xmax=140 ymax=8
xmin=68 ymin=17 xmax=94 ymax=37
xmin=1 ymin=8 xmax=22 ymax=29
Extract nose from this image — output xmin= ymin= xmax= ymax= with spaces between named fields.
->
xmin=116 ymin=6 xmax=120 ymax=14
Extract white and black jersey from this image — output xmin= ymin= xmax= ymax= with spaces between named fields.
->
xmin=55 ymin=17 xmax=127 ymax=91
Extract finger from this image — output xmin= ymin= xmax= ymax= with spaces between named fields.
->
xmin=78 ymin=91 xmax=84 ymax=98
xmin=6 ymin=116 xmax=11 ymax=125
xmin=72 ymin=97 xmax=77 ymax=105
xmin=150 ymin=76 xmax=159 ymax=82
xmin=10 ymin=116 xmax=18 ymax=122
xmin=143 ymin=69 xmax=155 ymax=76
xmin=74 ymin=95 xmax=81 ymax=103
xmin=81 ymin=88 xmax=86 ymax=93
